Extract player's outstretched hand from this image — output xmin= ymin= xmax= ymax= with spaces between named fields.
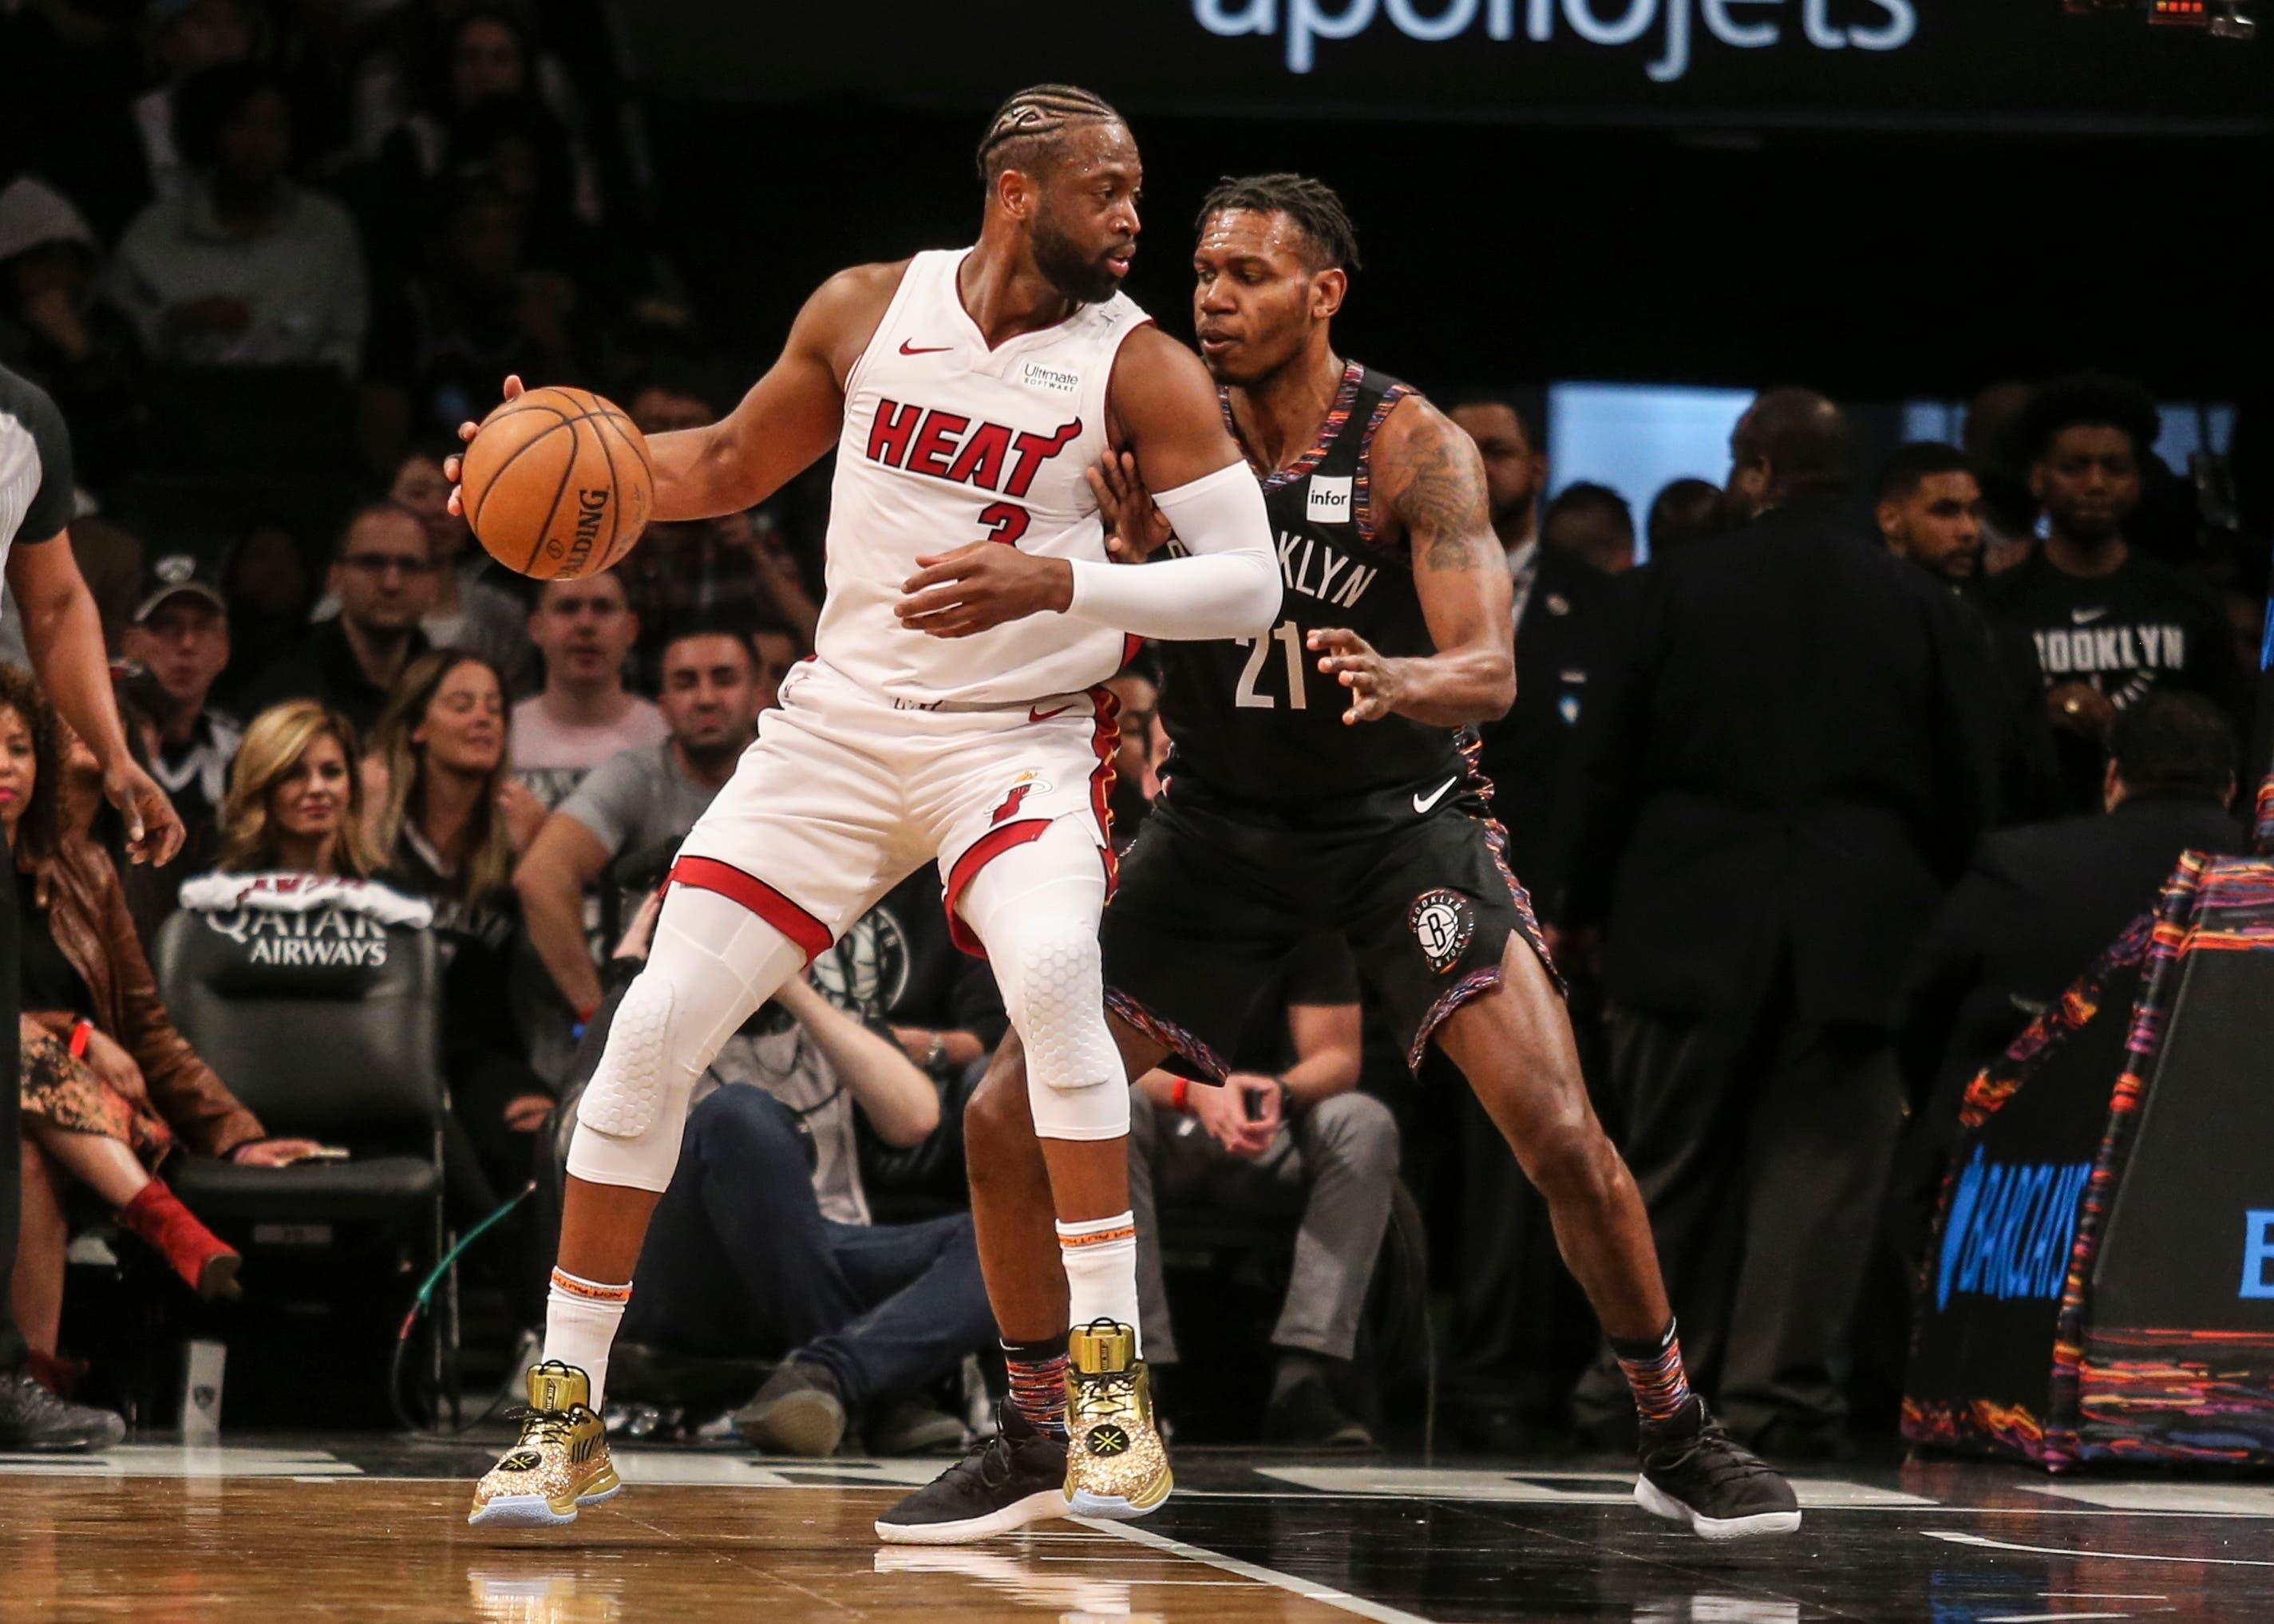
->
xmin=897 ymin=543 xmax=1075 ymax=638
xmin=1086 ymin=451 xmax=1173 ymax=563
xmin=443 ymin=374 xmax=526 ymax=516
xmin=1309 ymin=626 xmax=1402 ymax=724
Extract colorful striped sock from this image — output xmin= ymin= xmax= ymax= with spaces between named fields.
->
xmin=1610 ymin=1320 xmax=1696 ymax=1425
xmin=1002 ymin=1336 xmax=1070 ymax=1440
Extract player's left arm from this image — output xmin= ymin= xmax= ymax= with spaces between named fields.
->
xmin=896 ymin=326 xmax=1280 ymax=640
xmin=1311 ymin=397 xmax=1515 ymax=728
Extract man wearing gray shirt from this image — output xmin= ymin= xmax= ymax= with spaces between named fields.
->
xmin=516 ymin=627 xmax=763 ymax=1024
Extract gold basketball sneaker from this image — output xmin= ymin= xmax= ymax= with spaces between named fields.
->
xmin=467 ymin=1362 xmax=620 ymax=1528
xmin=1063 ymin=1320 xmax=1172 ymax=1519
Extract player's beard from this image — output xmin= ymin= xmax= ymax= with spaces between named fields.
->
xmin=1032 ymin=213 xmax=1122 ymax=306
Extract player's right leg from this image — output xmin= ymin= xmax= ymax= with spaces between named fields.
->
xmin=473 ymin=678 xmax=912 ymax=1528
xmin=468 ymin=886 xmax=809 ymax=1528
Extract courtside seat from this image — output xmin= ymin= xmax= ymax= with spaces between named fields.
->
xmin=153 ymin=903 xmax=445 ymax=1232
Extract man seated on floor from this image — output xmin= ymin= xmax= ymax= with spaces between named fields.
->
xmin=1127 ymin=932 xmax=1394 ymax=1448
xmin=556 ymin=891 xmax=996 ymax=1457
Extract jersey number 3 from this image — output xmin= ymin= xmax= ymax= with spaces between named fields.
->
xmin=979 ymin=501 xmax=1030 ymax=547
xmin=1234 ymin=619 xmax=1309 ymax=710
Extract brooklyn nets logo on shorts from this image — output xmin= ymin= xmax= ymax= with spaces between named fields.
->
xmin=1408 ymin=888 xmax=1475 ymax=975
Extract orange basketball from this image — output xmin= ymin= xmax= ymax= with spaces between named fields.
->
xmin=458 ymin=386 xmax=653 ymax=580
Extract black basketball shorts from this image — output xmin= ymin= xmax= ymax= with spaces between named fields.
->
xmin=1101 ymin=788 xmax=1562 ymax=1081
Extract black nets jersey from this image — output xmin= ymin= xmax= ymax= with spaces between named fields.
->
xmin=1154 ymin=360 xmax=1473 ymax=820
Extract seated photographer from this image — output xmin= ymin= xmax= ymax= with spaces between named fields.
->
xmin=2 ymin=670 xmax=319 ymax=1395
xmin=1128 ymin=933 xmax=1394 ymax=1448
xmin=559 ymin=891 xmax=995 ymax=1457
xmin=366 ymin=651 xmax=552 ymax=1202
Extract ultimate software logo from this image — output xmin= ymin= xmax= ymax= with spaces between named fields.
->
xmin=1936 ymin=1146 xmax=2094 ymax=1313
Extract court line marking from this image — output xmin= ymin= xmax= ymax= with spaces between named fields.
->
xmin=1074 ymin=1515 xmax=1441 ymax=1624
xmin=1928 ymin=1530 xmax=2274 ymax=1567
xmin=1978 ymin=1614 xmax=2134 ymax=1622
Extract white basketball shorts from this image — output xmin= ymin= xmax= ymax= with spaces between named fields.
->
xmin=669 ymin=657 xmax=1118 ymax=958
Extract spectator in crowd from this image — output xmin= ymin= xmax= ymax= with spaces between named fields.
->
xmin=1877 ymin=443 xmax=2062 ymax=824
xmin=1647 ymin=478 xmax=1724 ymax=559
xmin=1979 ymin=373 xmax=2250 ymax=813
xmin=1103 ymin=667 xmax=1157 ymax=843
xmin=386 ymin=451 xmax=532 ymax=686
xmin=213 ymin=699 xmax=380 ymax=879
xmin=1447 ymin=400 xmax=1546 ymax=562
xmin=251 ymin=502 xmax=435 ymax=739
xmin=120 ymin=553 xmax=239 ymax=934
xmin=516 ymin=627 xmax=761 ymax=1024
xmin=509 ymin=571 xmax=665 ymax=808
xmin=131 ymin=0 xmax=260 ymax=211
xmin=366 ymin=651 xmax=551 ymax=1203
xmin=349 ymin=4 xmax=603 ymax=231
xmin=1558 ymin=387 xmax=1995 ymax=1456
xmin=1127 ymin=934 xmax=1388 ymax=1448
xmin=1452 ymin=397 xmax=1623 ymax=1445
xmin=1899 ymin=692 xmax=2241 ymax=1133
xmin=0 ymin=176 xmax=145 ymax=486
xmin=1540 ymin=480 xmax=1635 ymax=575
xmin=567 ymin=891 xmax=987 ymax=1457
xmin=212 ymin=521 xmax=314 ymax=711
xmin=123 ymin=555 xmax=237 ymax=855
xmin=105 ymin=61 xmax=366 ymax=373
xmin=2 ymin=668 xmax=318 ymax=1391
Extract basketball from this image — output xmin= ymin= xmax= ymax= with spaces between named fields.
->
xmin=458 ymin=386 xmax=654 ymax=580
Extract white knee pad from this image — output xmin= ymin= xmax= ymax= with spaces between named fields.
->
xmin=959 ymin=817 xmax=1129 ymax=1143
xmin=567 ymin=883 xmax=807 ymax=1191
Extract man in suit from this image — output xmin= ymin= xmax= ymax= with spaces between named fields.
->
xmin=1447 ymin=397 xmax=1625 ymax=1442
xmin=1557 ymin=389 xmax=1995 ymax=1456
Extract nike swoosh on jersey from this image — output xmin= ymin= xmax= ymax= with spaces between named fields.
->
xmin=2070 ymin=607 xmax=2110 ymax=624
xmin=1413 ymin=776 xmax=1458 ymax=815
xmin=899 ymin=339 xmax=952 ymax=355
xmin=1028 ymin=703 xmax=1074 ymax=724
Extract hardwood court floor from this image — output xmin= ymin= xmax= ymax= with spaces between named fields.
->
xmin=8 ymin=1440 xmax=2274 ymax=1622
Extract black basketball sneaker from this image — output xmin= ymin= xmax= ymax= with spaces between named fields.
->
xmin=873 ymin=1404 xmax=1070 ymax=1545
xmin=1635 ymin=1399 xmax=1802 ymax=1541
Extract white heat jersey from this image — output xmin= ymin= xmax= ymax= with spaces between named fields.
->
xmin=815 ymin=247 xmax=1149 ymax=706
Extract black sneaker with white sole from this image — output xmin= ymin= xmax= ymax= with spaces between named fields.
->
xmin=1635 ymin=1400 xmax=1802 ymax=1541
xmin=873 ymin=1405 xmax=1070 ymax=1545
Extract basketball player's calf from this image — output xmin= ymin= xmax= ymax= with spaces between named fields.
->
xmin=1434 ymin=935 xmax=1800 ymax=1542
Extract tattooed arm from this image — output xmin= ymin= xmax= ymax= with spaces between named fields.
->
xmin=1308 ymin=397 xmax=1516 ymax=728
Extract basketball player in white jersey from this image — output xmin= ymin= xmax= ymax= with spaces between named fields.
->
xmin=455 ymin=86 xmax=1279 ymax=1531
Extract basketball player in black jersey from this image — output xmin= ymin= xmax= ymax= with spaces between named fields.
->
xmin=880 ymin=175 xmax=1799 ymax=1546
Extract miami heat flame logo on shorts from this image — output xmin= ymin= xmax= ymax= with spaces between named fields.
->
xmin=1408 ymin=888 xmax=1475 ymax=974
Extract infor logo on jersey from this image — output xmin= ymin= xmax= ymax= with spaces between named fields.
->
xmin=1307 ymin=476 xmax=1353 ymax=522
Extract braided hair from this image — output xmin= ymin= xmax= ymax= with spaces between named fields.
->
xmin=1198 ymin=173 xmax=1361 ymax=273
xmin=975 ymin=84 xmax=1123 ymax=184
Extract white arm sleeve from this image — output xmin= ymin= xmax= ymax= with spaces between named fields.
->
xmin=1063 ymin=460 xmax=1282 ymax=641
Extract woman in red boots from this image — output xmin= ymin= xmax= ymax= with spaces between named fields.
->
xmin=1 ymin=667 xmax=318 ymax=1393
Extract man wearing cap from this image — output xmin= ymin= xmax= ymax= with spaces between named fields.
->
xmin=124 ymin=553 xmax=240 ymax=879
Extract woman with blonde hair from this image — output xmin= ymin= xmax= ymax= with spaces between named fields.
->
xmin=366 ymin=651 xmax=550 ymax=1207
xmin=214 ymin=700 xmax=381 ymax=879
xmin=2 ymin=669 xmax=321 ymax=1396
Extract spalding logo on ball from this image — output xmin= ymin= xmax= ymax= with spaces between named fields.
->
xmin=458 ymin=385 xmax=654 ymax=580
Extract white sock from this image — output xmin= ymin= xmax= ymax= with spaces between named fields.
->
xmin=1058 ymin=1211 xmax=1142 ymax=1358
xmin=543 ymin=1267 xmax=632 ymax=1409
